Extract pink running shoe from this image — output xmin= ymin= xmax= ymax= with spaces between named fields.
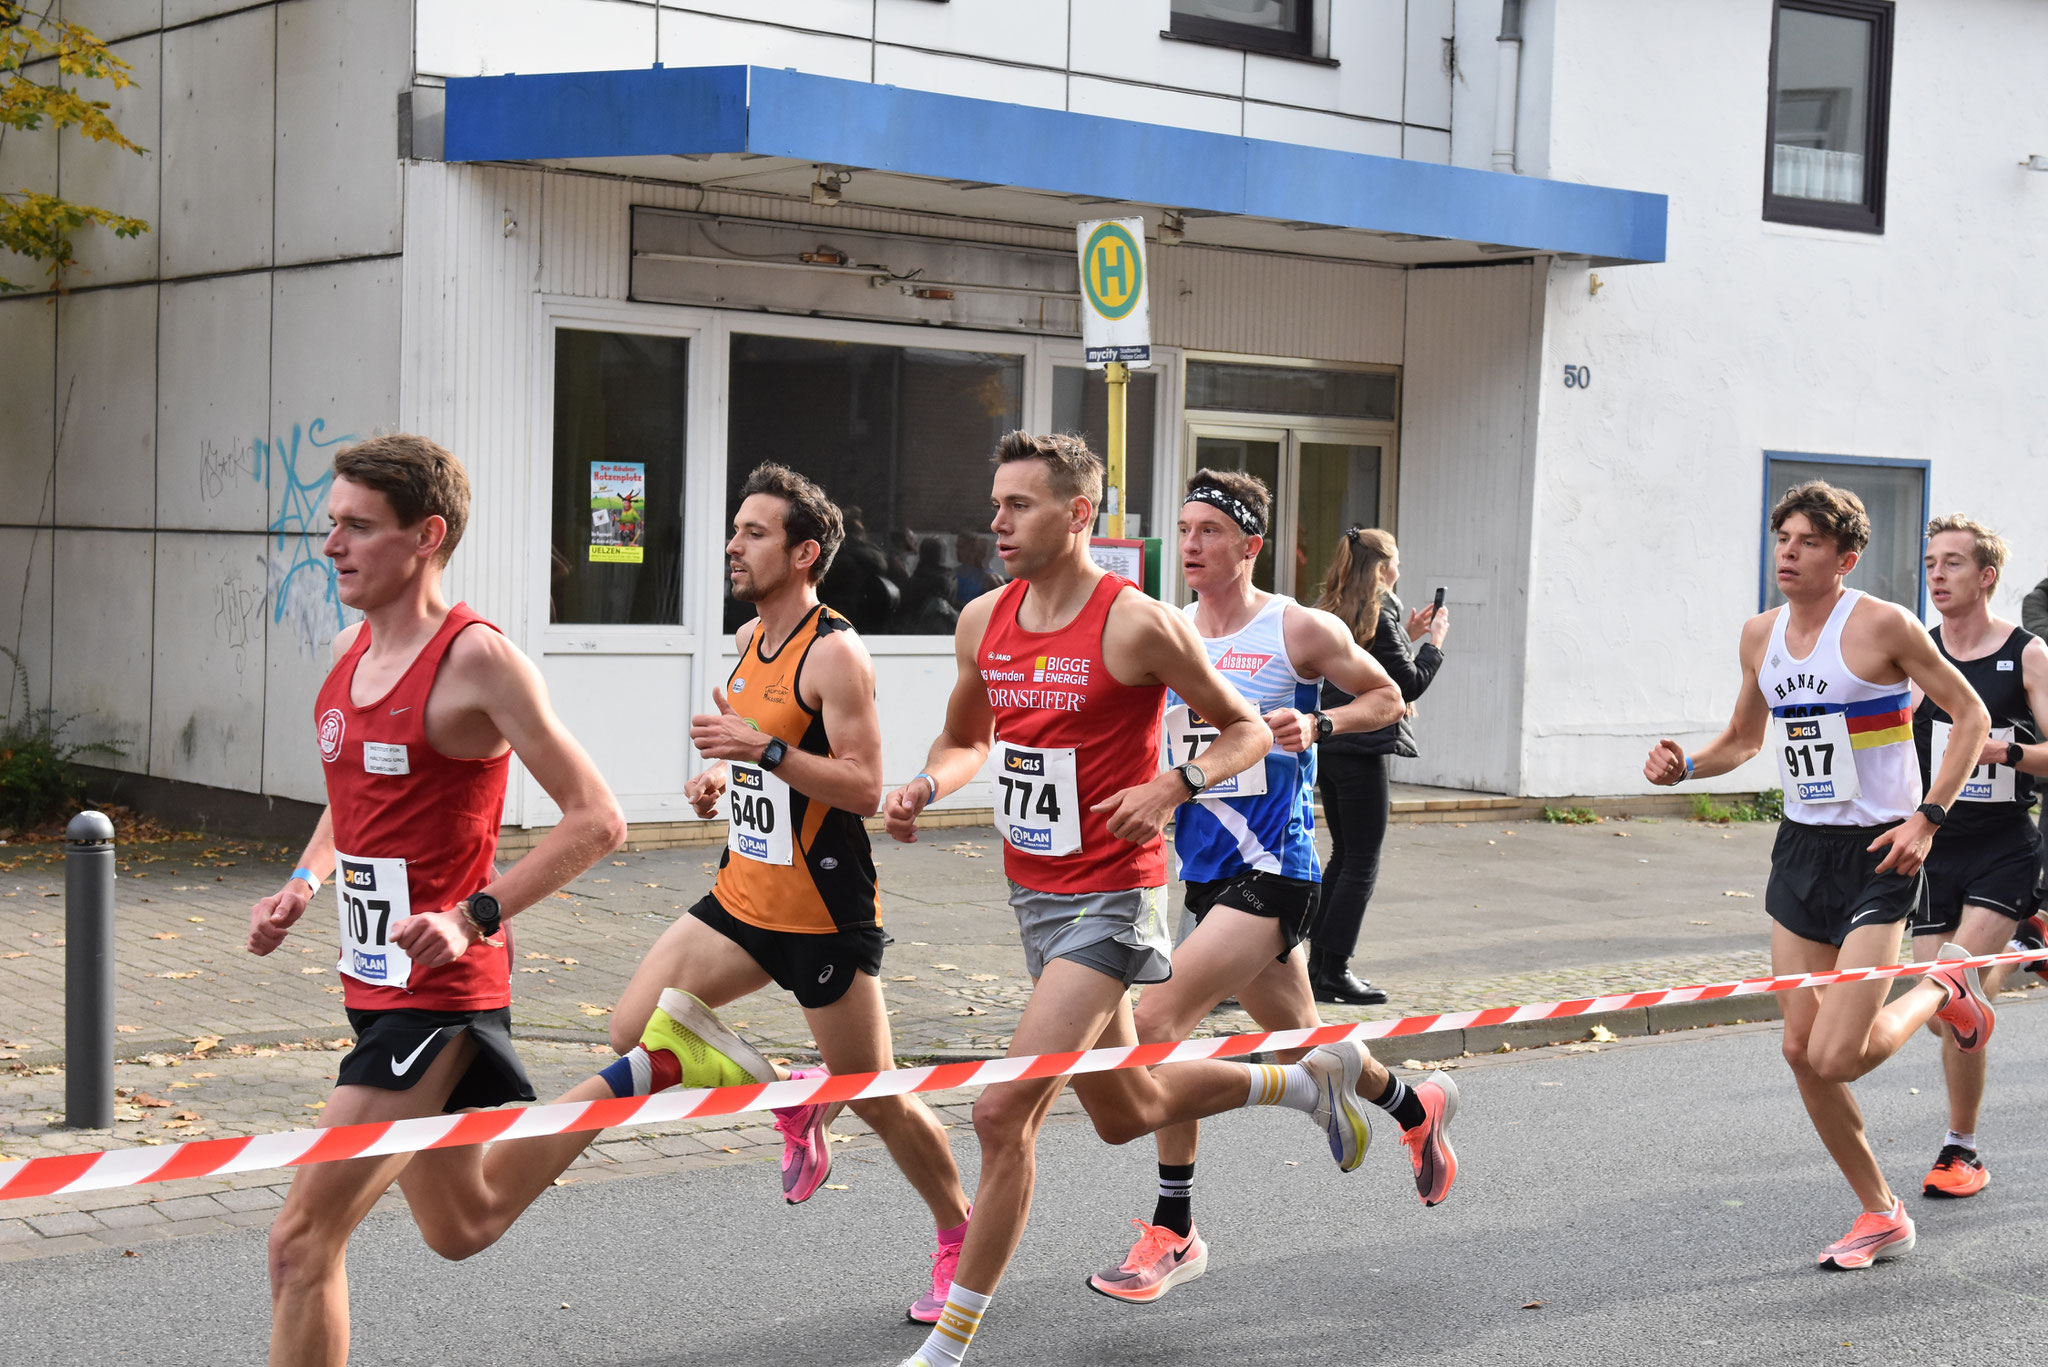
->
xmin=1401 ymin=1071 xmax=1461 ymax=1207
xmin=1086 ymin=1219 xmax=1209 ymax=1304
xmin=1929 ymin=941 xmax=1995 ymax=1054
xmin=907 ymin=1212 xmax=970 ymax=1324
xmin=1817 ymin=1198 xmax=1915 ymax=1270
xmin=772 ymin=1066 xmax=833 ymax=1204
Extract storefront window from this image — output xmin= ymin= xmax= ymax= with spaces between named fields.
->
xmin=1763 ymin=454 xmax=1926 ymax=614
xmin=1052 ymin=365 xmax=1157 ymax=536
xmin=550 ymin=329 xmax=688 ymax=625
xmin=727 ymin=335 xmax=1024 ymax=635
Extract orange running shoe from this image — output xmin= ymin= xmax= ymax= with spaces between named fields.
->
xmin=1401 ymin=1072 xmax=1461 ymax=1206
xmin=1086 ymin=1220 xmax=1208 ymax=1304
xmin=1817 ymin=1198 xmax=1915 ymax=1270
xmin=1922 ymin=1144 xmax=1990 ymax=1199
xmin=1929 ymin=941 xmax=1995 ymax=1054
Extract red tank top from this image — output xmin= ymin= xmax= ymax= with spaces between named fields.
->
xmin=315 ymin=604 xmax=512 ymax=1011
xmin=979 ymin=573 xmax=1166 ymax=894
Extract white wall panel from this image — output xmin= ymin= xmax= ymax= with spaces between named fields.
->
xmin=60 ymin=1 xmax=162 ymax=43
xmin=55 ymin=284 xmax=157 ymax=527
xmin=656 ymin=9 xmax=870 ymax=81
xmin=0 ymin=528 xmax=55 ymax=717
xmin=666 ymin=0 xmax=872 ymax=40
xmin=56 ymin=34 xmax=160 ymax=284
xmin=1396 ymin=263 xmax=1539 ymax=794
xmin=1245 ymin=3 xmax=1403 ymax=123
xmin=1151 ymin=244 xmax=1405 ymax=364
xmin=537 ymin=652 xmax=693 ymax=821
xmin=275 ymin=0 xmax=408 ymax=266
xmin=157 ymin=271 xmax=271 ymax=532
xmin=1069 ymin=3 xmax=1242 ymax=98
xmin=0 ymin=297 xmax=57 ymax=523
xmin=875 ymin=0 xmax=1068 ymax=69
xmin=417 ymin=0 xmax=655 ymax=77
xmin=161 ymin=7 xmax=275 ymax=276
xmin=1402 ymin=126 xmax=1450 ymax=164
xmin=164 ymin=0 xmax=253 ymax=25
xmin=52 ymin=529 xmax=154 ymax=768
xmin=1402 ymin=0 xmax=1455 ymax=129
xmin=872 ymin=46 xmax=1067 ymax=112
xmin=1242 ymin=103 xmax=1401 ymax=158
xmin=149 ymin=530 xmax=267 ymax=789
xmin=1067 ymin=75 xmax=1240 ymax=137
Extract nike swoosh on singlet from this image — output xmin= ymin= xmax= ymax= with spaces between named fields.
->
xmin=390 ymin=706 xmax=411 ymax=715
xmin=389 ymin=1028 xmax=444 ymax=1077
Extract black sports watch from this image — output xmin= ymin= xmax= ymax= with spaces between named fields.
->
xmin=463 ymin=891 xmax=503 ymax=940
xmin=1916 ymin=802 xmax=1948 ymax=828
xmin=2006 ymin=742 xmax=2025 ymax=768
xmin=1176 ymin=761 xmax=1208 ymax=797
xmin=1313 ymin=711 xmax=1335 ymax=743
xmin=758 ymin=736 xmax=789 ymax=771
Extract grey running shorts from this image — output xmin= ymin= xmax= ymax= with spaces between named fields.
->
xmin=1009 ymin=881 xmax=1173 ymax=986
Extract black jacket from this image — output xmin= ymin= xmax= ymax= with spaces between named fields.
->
xmin=2024 ymin=576 xmax=2048 ymax=642
xmin=1318 ymin=591 xmax=1444 ymax=759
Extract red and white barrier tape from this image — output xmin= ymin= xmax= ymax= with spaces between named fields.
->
xmin=3 ymin=948 xmax=2037 ymax=1203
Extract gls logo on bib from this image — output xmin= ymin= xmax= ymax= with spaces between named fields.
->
xmin=1004 ymin=748 xmax=1046 ymax=776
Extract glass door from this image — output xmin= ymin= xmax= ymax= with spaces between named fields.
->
xmin=1294 ymin=439 xmax=1385 ymax=604
xmin=1187 ymin=425 xmax=1286 ymax=593
xmin=1183 ymin=423 xmax=1394 ymax=601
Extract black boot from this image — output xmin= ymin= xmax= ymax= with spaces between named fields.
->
xmin=1309 ymin=951 xmax=1387 ymax=1006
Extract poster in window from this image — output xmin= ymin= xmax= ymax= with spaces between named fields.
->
xmin=589 ymin=461 xmax=646 ymax=563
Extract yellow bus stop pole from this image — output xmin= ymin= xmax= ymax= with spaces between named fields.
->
xmin=1104 ymin=360 xmax=1128 ymax=538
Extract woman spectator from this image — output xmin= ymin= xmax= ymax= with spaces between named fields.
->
xmin=1308 ymin=528 xmax=1449 ymax=1005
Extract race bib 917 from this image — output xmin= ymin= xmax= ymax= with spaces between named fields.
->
xmin=1777 ymin=712 xmax=1860 ymax=804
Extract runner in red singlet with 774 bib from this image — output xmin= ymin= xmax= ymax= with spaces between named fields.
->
xmin=880 ymin=433 xmax=1440 ymax=1367
xmin=245 ymin=435 xmax=626 ymax=1367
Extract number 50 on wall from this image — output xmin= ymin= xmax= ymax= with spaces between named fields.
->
xmin=1563 ymin=364 xmax=1593 ymax=388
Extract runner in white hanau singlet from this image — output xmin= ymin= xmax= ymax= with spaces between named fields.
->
xmin=1645 ymin=480 xmax=1994 ymax=1271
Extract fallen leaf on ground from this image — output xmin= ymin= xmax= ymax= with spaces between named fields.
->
xmin=966 ymin=973 xmax=999 ymax=982
xmin=552 ymin=1178 xmax=575 ymax=1187
xmin=172 ymin=1111 xmax=200 ymax=1121
xmin=187 ymin=917 xmax=204 ymax=923
xmin=134 ymin=1094 xmax=170 ymax=1108
xmin=826 ymin=1133 xmax=852 ymax=1145
xmin=1522 ymin=1301 xmax=1544 ymax=1310
xmin=1588 ymin=1024 xmax=1618 ymax=1043
xmin=300 ymin=966 xmax=326 ymax=974
xmin=122 ymin=1249 xmax=139 ymax=1257
xmin=116 ymin=1025 xmax=138 ymax=1034
xmin=888 ymin=975 xmax=916 ymax=982
xmin=156 ymin=971 xmax=199 ymax=980
xmin=719 ymin=1146 xmax=739 ymax=1154
xmin=1 ymin=952 xmax=27 ymax=959
xmin=578 ymin=1004 xmax=611 ymax=1017
xmin=192 ymin=1072 xmax=216 ymax=1079
xmin=1688 ymin=920 xmax=1711 ymax=926
xmin=305 ymin=1101 xmax=326 ymax=1110
xmin=149 ymin=932 xmax=179 ymax=941
xmin=932 ymin=963 xmax=959 ymax=971
xmin=823 ymin=1184 xmax=849 ymax=1191
xmin=523 ymin=952 xmax=549 ymax=960
xmin=190 ymin=1036 xmax=220 ymax=1054
xmin=953 ymin=1006 xmax=986 ymax=1017
xmin=1722 ymin=890 xmax=1754 ymax=898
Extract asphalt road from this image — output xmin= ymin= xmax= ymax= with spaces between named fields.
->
xmin=5 ymin=1006 xmax=2045 ymax=1367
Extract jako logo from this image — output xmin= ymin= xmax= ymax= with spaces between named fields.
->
xmin=1010 ymin=826 xmax=1054 ymax=851
xmin=1214 ymin=649 xmax=1273 ymax=674
xmin=1004 ymin=748 xmax=1046 ymax=776
xmin=1033 ymin=655 xmax=1090 ymax=685
xmin=318 ymin=708 xmax=345 ymax=763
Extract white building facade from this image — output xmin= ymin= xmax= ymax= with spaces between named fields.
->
xmin=2 ymin=1 xmax=2041 ymax=837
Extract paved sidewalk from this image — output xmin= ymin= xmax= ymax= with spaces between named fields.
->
xmin=1 ymin=809 xmax=1974 ymax=1260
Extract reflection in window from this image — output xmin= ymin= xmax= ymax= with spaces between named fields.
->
xmin=1169 ymin=0 xmax=1312 ymax=57
xmin=727 ymin=335 xmax=1024 ymax=636
xmin=1052 ymin=366 xmax=1157 ymax=537
xmin=1765 ymin=1 xmax=1891 ymax=232
xmin=1296 ymin=443 xmax=1381 ymax=602
xmin=550 ymin=330 xmax=687 ymax=625
xmin=1764 ymin=457 xmax=1924 ymax=613
xmin=1187 ymin=361 xmax=1396 ymax=421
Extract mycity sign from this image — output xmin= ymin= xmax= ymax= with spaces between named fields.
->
xmin=1077 ymin=217 xmax=1151 ymax=368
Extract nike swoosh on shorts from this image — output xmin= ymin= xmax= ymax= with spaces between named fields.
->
xmin=1850 ymin=907 xmax=1886 ymax=924
xmin=389 ymin=1028 xmax=445 ymax=1077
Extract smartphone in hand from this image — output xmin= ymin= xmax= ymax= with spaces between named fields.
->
xmin=1430 ymin=586 xmax=1446 ymax=618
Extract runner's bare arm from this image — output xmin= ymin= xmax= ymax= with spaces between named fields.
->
xmin=393 ymin=628 xmax=627 ymax=968
xmin=884 ymin=594 xmax=1000 ymax=842
xmin=691 ymin=630 xmax=884 ymax=814
xmin=1646 ymin=613 xmax=1774 ymax=785
xmin=1274 ymin=604 xmax=1403 ymax=751
xmin=248 ymin=807 xmax=336 ymax=955
xmin=1095 ymin=591 xmax=1269 ymax=842
xmin=2001 ymin=636 xmax=2048 ymax=776
xmin=1866 ymin=605 xmax=1989 ymax=874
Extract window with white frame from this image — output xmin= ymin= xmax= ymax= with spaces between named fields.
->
xmin=1762 ymin=453 xmax=1926 ymax=613
xmin=1765 ymin=1 xmax=1893 ymax=233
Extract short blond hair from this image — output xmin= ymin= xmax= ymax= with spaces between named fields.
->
xmin=1926 ymin=513 xmax=2009 ymax=587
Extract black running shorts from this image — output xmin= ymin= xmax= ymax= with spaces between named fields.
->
xmin=1765 ymin=819 xmax=1928 ymax=947
xmin=337 ymin=1006 xmax=536 ymax=1112
xmin=688 ymin=893 xmax=884 ymax=1009
xmin=1910 ymin=817 xmax=2043 ymax=937
xmin=1183 ymin=870 xmax=1320 ymax=962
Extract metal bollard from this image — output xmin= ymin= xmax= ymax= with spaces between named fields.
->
xmin=64 ymin=810 xmax=116 ymax=1129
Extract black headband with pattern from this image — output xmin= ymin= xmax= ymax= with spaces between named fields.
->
xmin=1184 ymin=484 xmax=1264 ymax=537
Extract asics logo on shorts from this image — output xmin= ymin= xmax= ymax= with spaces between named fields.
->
xmin=816 ymin=964 xmax=835 ymax=985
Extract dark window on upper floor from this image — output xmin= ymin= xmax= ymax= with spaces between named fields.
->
xmin=1169 ymin=0 xmax=1313 ymax=59
xmin=1764 ymin=0 xmax=1894 ymax=234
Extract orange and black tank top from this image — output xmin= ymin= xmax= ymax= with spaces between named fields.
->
xmin=711 ymin=604 xmax=881 ymax=934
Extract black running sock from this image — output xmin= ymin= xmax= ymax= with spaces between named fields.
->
xmin=1152 ymin=1163 xmax=1195 ymax=1237
xmin=1372 ymin=1075 xmax=1427 ymax=1131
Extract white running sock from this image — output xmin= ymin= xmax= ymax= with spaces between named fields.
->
xmin=913 ymin=1282 xmax=991 ymax=1367
xmin=1946 ymin=1129 xmax=1978 ymax=1151
xmin=1242 ymin=1062 xmax=1319 ymax=1113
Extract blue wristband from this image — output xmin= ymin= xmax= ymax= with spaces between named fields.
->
xmin=914 ymin=772 xmax=939 ymax=803
xmin=291 ymin=867 xmax=320 ymax=895
xmin=1684 ymin=756 xmax=1695 ymax=780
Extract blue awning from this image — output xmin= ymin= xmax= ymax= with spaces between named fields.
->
xmin=445 ymin=65 xmax=1665 ymax=265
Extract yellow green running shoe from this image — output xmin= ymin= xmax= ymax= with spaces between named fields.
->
xmin=641 ymin=988 xmax=776 ymax=1089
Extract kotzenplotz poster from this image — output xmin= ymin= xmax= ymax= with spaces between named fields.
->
xmin=590 ymin=462 xmax=645 ymax=563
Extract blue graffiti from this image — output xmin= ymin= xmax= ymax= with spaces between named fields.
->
xmin=260 ymin=419 xmax=357 ymax=653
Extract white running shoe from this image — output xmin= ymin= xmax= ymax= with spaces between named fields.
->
xmin=1300 ymin=1041 xmax=1374 ymax=1172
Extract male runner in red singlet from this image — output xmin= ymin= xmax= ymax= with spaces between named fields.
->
xmin=880 ymin=433 xmax=1439 ymax=1367
xmin=1645 ymin=481 xmax=1993 ymax=1270
xmin=246 ymin=434 xmax=629 ymax=1367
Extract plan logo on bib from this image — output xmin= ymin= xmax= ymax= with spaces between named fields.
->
xmin=318 ymin=709 xmax=345 ymax=763
xmin=1214 ymin=649 xmax=1274 ymax=674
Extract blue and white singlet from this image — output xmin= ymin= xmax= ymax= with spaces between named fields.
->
xmin=1166 ymin=594 xmax=1322 ymax=883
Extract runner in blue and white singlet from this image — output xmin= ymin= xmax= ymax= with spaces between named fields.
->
xmin=1084 ymin=471 xmax=1463 ymax=1308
